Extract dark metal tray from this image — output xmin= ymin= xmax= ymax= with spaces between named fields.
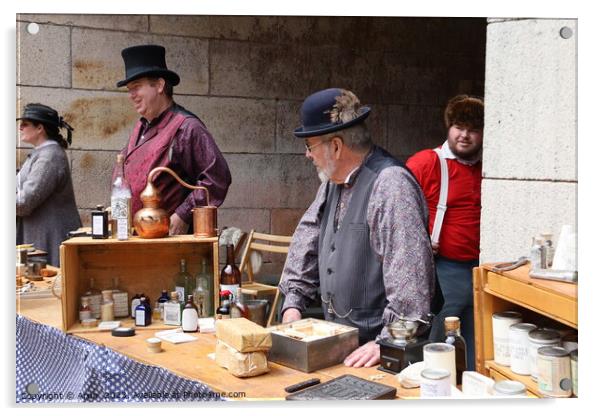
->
xmin=285 ymin=374 xmax=397 ymax=400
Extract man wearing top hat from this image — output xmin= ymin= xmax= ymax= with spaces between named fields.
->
xmin=114 ymin=44 xmax=231 ymax=235
xmin=279 ymin=88 xmax=436 ymax=367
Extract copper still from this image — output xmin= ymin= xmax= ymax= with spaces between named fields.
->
xmin=133 ymin=167 xmax=217 ymax=238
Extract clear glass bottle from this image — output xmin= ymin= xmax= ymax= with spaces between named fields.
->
xmin=130 ymin=293 xmax=141 ymax=319
xmin=220 ymin=244 xmax=241 ymax=295
xmin=156 ymin=289 xmax=170 ymax=320
xmin=444 ymin=316 xmax=467 ymax=386
xmin=110 ymin=154 xmax=132 ymax=240
xmin=193 ymin=258 xmax=213 ymax=318
xmin=182 ymin=295 xmax=199 ymax=332
xmin=111 ymin=276 xmax=129 ymax=318
xmin=79 ymin=296 xmax=92 ymax=322
xmin=83 ymin=277 xmax=102 ymax=319
xmin=229 ymin=287 xmax=246 ymax=319
xmin=100 ymin=290 xmax=115 ymax=322
xmin=135 ymin=296 xmax=152 ymax=327
xmin=163 ymin=291 xmax=182 ymax=326
xmin=174 ymin=259 xmax=193 ymax=308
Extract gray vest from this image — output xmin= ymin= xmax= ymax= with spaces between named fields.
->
xmin=318 ymin=146 xmax=406 ymax=344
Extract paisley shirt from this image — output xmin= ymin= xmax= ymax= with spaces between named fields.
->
xmin=279 ymin=161 xmax=436 ymax=340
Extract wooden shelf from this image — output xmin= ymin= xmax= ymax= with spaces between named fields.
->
xmin=474 ymin=264 xmax=578 ymax=398
xmin=67 ymin=317 xmax=180 ymax=334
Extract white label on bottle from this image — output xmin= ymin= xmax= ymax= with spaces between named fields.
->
xmin=117 ymin=218 xmax=129 ymax=240
xmin=182 ymin=309 xmax=199 ymax=332
xmin=92 ymin=215 xmax=103 ymax=235
xmin=135 ymin=309 xmax=146 ymax=326
xmin=220 ymin=284 xmax=239 ymax=298
xmin=175 ymin=287 xmax=185 ymax=304
xmin=111 ymin=196 xmax=130 ymax=219
xmin=164 ymin=304 xmax=181 ymax=325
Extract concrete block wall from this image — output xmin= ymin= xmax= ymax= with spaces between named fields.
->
xmin=16 ymin=15 xmax=486 ymax=268
xmin=480 ymin=18 xmax=577 ymax=263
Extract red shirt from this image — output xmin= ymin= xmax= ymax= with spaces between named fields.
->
xmin=406 ymin=149 xmax=481 ymax=261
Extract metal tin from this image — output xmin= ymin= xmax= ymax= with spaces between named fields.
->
xmin=561 ymin=332 xmax=578 ymax=353
xmin=537 ymin=346 xmax=572 ymax=398
xmin=420 ymin=368 xmax=451 ymax=397
xmin=493 ymin=380 xmax=527 ymax=397
xmin=528 ymin=329 xmax=561 ymax=381
xmin=509 ymin=323 xmax=537 ymax=375
xmin=492 ymin=311 xmax=523 ymax=366
xmin=423 ymin=343 xmax=456 ymax=385
xmin=570 ymin=349 xmax=578 ymax=397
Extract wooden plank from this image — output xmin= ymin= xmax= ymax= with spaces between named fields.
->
xmin=252 ymin=232 xmax=292 ymax=244
xmin=62 ymin=235 xmax=218 ymax=246
xmin=485 ymin=270 xmax=577 ymax=328
xmin=249 ymin=242 xmax=289 ymax=254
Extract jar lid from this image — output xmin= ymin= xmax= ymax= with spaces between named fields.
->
xmin=492 ymin=311 xmax=522 ymax=320
xmin=111 ymin=327 xmax=136 ymax=337
xmin=538 ymin=346 xmax=569 ymax=357
xmin=424 ymin=343 xmax=454 ymax=354
xmin=509 ymin=323 xmax=537 ymax=333
xmin=493 ymin=380 xmax=526 ymax=395
xmin=528 ymin=328 xmax=561 ymax=342
xmin=421 ymin=368 xmax=450 ymax=381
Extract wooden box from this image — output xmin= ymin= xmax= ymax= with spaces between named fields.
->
xmin=59 ymin=235 xmax=219 ymax=333
xmin=268 ymin=318 xmax=358 ymax=372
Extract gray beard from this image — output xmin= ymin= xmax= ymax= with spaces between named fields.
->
xmin=318 ymin=169 xmax=330 ymax=183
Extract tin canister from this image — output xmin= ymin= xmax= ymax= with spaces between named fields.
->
xmin=561 ymin=332 xmax=578 ymax=353
xmin=492 ymin=380 xmax=527 ymax=397
xmin=528 ymin=329 xmax=561 ymax=381
xmin=537 ymin=346 xmax=572 ymax=397
xmin=570 ymin=349 xmax=578 ymax=397
xmin=423 ymin=343 xmax=456 ymax=384
xmin=492 ymin=311 xmax=523 ymax=366
xmin=509 ymin=322 xmax=537 ymax=375
xmin=420 ymin=368 xmax=451 ymax=398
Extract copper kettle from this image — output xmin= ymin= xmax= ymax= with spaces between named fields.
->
xmin=133 ymin=167 xmax=217 ymax=238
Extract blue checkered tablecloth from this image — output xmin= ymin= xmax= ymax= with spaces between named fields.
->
xmin=16 ymin=315 xmax=224 ymax=403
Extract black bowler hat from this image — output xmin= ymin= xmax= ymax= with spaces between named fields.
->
xmin=17 ymin=103 xmax=61 ymax=127
xmin=116 ymin=44 xmax=180 ymax=88
xmin=293 ymin=88 xmax=371 ymax=138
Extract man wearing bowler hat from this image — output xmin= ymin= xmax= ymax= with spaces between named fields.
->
xmin=279 ymin=88 xmax=436 ymax=367
xmin=114 ymin=44 xmax=231 ymax=234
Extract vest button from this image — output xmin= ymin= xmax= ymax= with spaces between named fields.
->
xmin=327 ymin=268 xmax=333 ymax=274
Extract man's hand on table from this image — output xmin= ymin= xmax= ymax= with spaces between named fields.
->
xmin=343 ymin=341 xmax=380 ymax=368
xmin=281 ymin=308 xmax=302 ymax=324
xmin=169 ymin=213 xmax=189 ymax=235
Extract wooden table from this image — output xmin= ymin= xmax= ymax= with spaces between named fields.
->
xmin=16 ymin=284 xmax=419 ymax=400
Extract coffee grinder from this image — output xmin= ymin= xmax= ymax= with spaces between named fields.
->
xmin=377 ymin=314 xmax=433 ymax=374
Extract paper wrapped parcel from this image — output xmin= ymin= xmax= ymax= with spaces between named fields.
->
xmin=215 ymin=339 xmax=269 ymax=377
xmin=215 ymin=318 xmax=272 ymax=353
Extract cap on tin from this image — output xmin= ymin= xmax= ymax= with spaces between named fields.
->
xmin=492 ymin=311 xmax=523 ymax=320
xmin=493 ymin=380 xmax=526 ymax=395
xmin=421 ymin=368 xmax=451 ymax=381
xmin=528 ymin=328 xmax=561 ymax=342
xmin=538 ymin=346 xmax=570 ymax=357
xmin=509 ymin=323 xmax=537 ymax=333
xmin=424 ymin=342 xmax=455 ymax=354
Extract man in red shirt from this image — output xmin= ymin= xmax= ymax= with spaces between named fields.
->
xmin=406 ymin=95 xmax=484 ymax=371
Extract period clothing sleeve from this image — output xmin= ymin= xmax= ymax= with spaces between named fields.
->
xmin=170 ymin=120 xmax=232 ymax=224
xmin=367 ymin=166 xmax=435 ymax=340
xmin=279 ymin=182 xmax=328 ymax=313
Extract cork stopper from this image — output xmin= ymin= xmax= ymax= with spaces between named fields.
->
xmin=170 ymin=291 xmax=179 ymax=301
xmin=444 ymin=316 xmax=461 ymax=331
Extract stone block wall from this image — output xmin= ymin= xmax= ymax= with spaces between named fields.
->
xmin=480 ymin=18 xmax=577 ymax=263
xmin=16 ymin=15 xmax=486 ymax=264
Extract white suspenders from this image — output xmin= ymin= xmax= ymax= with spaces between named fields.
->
xmin=430 ymin=147 xmax=448 ymax=245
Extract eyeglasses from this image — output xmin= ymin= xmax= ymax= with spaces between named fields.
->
xmin=304 ymin=140 xmax=328 ymax=153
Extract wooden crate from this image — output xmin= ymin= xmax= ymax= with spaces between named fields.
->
xmin=59 ymin=235 xmax=219 ymax=333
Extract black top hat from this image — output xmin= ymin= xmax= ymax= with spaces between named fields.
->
xmin=294 ymin=88 xmax=371 ymax=138
xmin=116 ymin=44 xmax=180 ymax=88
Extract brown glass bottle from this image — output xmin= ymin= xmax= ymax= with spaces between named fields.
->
xmin=444 ymin=316 xmax=467 ymax=386
xmin=220 ymin=244 xmax=241 ymax=295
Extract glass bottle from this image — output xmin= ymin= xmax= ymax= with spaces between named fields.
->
xmin=163 ymin=291 xmax=182 ymax=326
xmin=91 ymin=205 xmax=109 ymax=239
xmin=444 ymin=316 xmax=467 ymax=386
xmin=111 ymin=276 xmax=129 ymax=318
xmin=220 ymin=244 xmax=241 ymax=295
xmin=100 ymin=290 xmax=115 ymax=322
xmin=79 ymin=296 xmax=92 ymax=322
xmin=135 ymin=296 xmax=152 ymax=326
xmin=229 ymin=287 xmax=246 ymax=319
xmin=193 ymin=258 xmax=213 ymax=318
xmin=215 ymin=290 xmax=232 ymax=319
xmin=174 ymin=259 xmax=193 ymax=308
xmin=130 ymin=293 xmax=141 ymax=319
xmin=84 ymin=277 xmax=102 ymax=319
xmin=156 ymin=289 xmax=170 ymax=320
xmin=182 ymin=295 xmax=199 ymax=332
xmin=110 ymin=154 xmax=132 ymax=240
